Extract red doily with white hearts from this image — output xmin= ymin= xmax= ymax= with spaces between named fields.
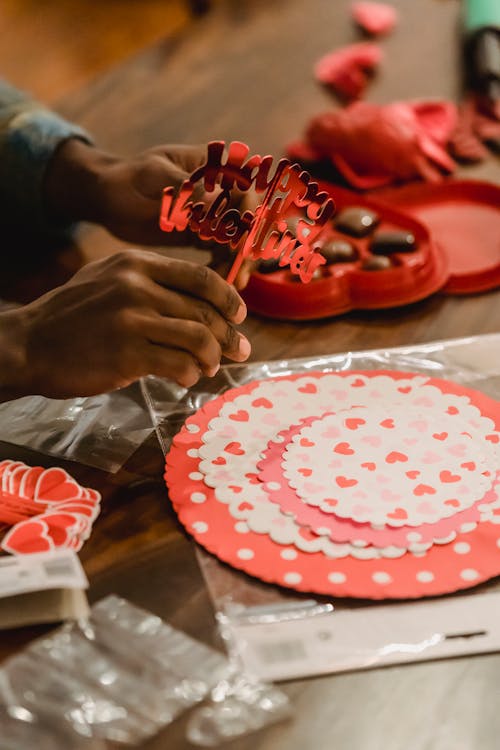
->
xmin=165 ymin=371 xmax=500 ymax=599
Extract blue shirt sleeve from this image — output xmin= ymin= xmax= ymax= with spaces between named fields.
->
xmin=0 ymin=79 xmax=93 ymax=241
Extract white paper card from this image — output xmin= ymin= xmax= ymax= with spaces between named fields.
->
xmin=0 ymin=551 xmax=88 ymax=599
xmin=227 ymin=591 xmax=500 ymax=682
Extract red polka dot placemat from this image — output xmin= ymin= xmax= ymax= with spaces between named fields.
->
xmin=165 ymin=371 xmax=500 ymax=599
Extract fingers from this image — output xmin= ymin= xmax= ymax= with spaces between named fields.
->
xmin=161 ymin=144 xmax=208 ymax=175
xmin=137 ymin=252 xmax=248 ymax=324
xmin=131 ymin=152 xmax=189 ymax=201
xmin=150 ymin=287 xmax=250 ymax=362
xmin=135 ymin=311 xmax=250 ymax=376
xmin=143 ymin=343 xmax=203 ymax=389
xmin=95 ymin=251 xmax=251 ymax=381
xmin=208 ymin=254 xmax=256 ymax=291
xmin=234 ymin=259 xmax=255 ymax=291
xmin=116 ymin=336 xmax=203 ymax=390
xmin=99 ymin=144 xmax=260 ymax=249
xmin=121 ymin=314 xmax=248 ymax=388
xmin=133 ymin=145 xmax=208 ymax=202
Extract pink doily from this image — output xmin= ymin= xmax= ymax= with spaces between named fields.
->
xmin=258 ymin=418 xmax=498 ymax=548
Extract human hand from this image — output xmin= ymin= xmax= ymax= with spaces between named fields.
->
xmin=44 ymin=139 xmax=255 ymax=288
xmin=0 ymin=250 xmax=250 ymax=399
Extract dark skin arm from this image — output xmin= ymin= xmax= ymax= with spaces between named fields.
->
xmin=0 ymin=139 xmax=254 ymax=400
xmin=43 ymin=138 xmax=255 ymax=284
xmin=0 ymin=249 xmax=250 ymax=400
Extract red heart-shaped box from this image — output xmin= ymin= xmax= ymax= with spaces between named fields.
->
xmin=242 ymin=179 xmax=500 ymax=320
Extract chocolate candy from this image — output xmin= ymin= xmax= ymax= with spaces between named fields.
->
xmin=370 ymin=230 xmax=417 ymax=255
xmin=362 ymin=255 xmax=392 ymax=271
xmin=291 ymin=267 xmax=324 ymax=282
xmin=318 ymin=238 xmax=358 ymax=264
xmin=334 ymin=207 xmax=379 ymax=237
xmin=285 ymin=214 xmax=314 ymax=241
xmin=258 ymin=257 xmax=281 ymax=274
xmin=285 ymin=215 xmax=301 ymax=236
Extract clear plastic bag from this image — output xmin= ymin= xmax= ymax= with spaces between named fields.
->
xmin=0 ymin=704 xmax=105 ymax=750
xmin=142 ymin=333 xmax=500 ymax=680
xmin=143 ymin=333 xmax=500 ymax=455
xmin=0 ymin=594 xmax=292 ymax=747
xmin=0 ymin=380 xmax=153 ymax=472
xmin=186 ymin=666 xmax=291 ymax=747
xmin=0 ymin=595 xmax=227 ymax=746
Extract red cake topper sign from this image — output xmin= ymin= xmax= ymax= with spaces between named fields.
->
xmin=159 ymin=141 xmax=335 ymax=284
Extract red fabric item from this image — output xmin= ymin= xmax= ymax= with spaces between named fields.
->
xmin=450 ymin=96 xmax=500 ymax=163
xmin=290 ymin=100 xmax=458 ymax=189
xmin=351 ymin=1 xmax=398 ymax=36
xmin=314 ymin=42 xmax=383 ymax=101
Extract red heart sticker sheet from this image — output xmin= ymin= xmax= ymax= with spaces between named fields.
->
xmin=0 ymin=461 xmax=101 ymax=555
xmin=165 ymin=371 xmax=500 ymax=599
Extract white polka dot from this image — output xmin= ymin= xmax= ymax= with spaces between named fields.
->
xmin=352 ymin=539 xmax=368 ymax=547
xmin=280 ymin=549 xmax=298 ymax=560
xmin=460 ymin=568 xmax=479 ymax=581
xmin=237 ymin=548 xmax=255 ymax=560
xmin=406 ymin=532 xmax=422 ymax=543
xmin=416 ymin=571 xmax=434 ymax=583
xmin=409 ymin=542 xmax=431 ymax=555
xmin=459 ymin=522 xmax=476 ymax=534
xmin=328 ymin=572 xmax=346 ymax=584
xmin=234 ymin=522 xmax=250 ymax=534
xmin=316 ymin=527 xmax=331 ymax=536
xmin=453 ymin=542 xmax=471 ymax=555
xmin=192 ymin=521 xmax=208 ymax=533
xmin=284 ymin=572 xmax=302 ymax=585
xmin=274 ymin=434 xmax=285 ymax=443
xmin=496 ymin=538 xmax=500 ymax=549
xmin=372 ymin=571 xmax=392 ymax=585
xmin=266 ymin=482 xmax=282 ymax=491
xmin=187 ymin=448 xmax=199 ymax=458
xmin=189 ymin=471 xmax=204 ymax=481
xmin=187 ymin=423 xmax=200 ymax=433
xmin=190 ymin=492 xmax=207 ymax=504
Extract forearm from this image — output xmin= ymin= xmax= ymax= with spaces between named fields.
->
xmin=0 ymin=79 xmax=93 ymax=241
xmin=0 ymin=309 xmax=30 ymax=402
xmin=43 ymin=138 xmax=117 ymax=226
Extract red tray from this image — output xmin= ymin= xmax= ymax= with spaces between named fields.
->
xmin=242 ymin=183 xmax=449 ymax=320
xmin=375 ymin=180 xmax=500 ymax=295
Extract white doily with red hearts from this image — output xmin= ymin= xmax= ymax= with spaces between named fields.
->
xmin=282 ymin=406 xmax=495 ymax=526
xmin=258 ymin=418 xmax=498 ymax=548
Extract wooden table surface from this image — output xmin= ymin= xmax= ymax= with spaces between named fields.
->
xmin=1 ymin=1 xmax=500 ymax=748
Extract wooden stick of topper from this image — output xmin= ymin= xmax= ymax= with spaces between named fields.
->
xmin=159 ymin=141 xmax=335 ymax=284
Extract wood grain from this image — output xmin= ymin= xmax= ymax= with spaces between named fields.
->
xmin=0 ymin=0 xmax=194 ymax=102
xmin=1 ymin=1 xmax=500 ymax=748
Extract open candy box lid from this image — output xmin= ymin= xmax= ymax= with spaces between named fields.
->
xmin=242 ymin=179 xmax=500 ymax=320
xmin=375 ymin=180 xmax=500 ymax=295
